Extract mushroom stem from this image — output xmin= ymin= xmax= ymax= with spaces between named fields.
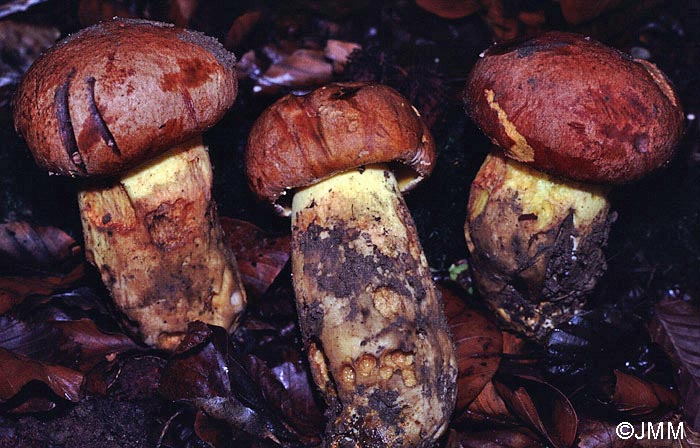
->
xmin=291 ymin=164 xmax=455 ymax=447
xmin=78 ymin=136 xmax=245 ymax=349
xmin=465 ymin=153 xmax=611 ymax=340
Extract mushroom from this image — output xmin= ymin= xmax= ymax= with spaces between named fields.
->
xmin=13 ymin=18 xmax=246 ymax=350
xmin=462 ymin=32 xmax=684 ymax=341
xmin=246 ymin=83 xmax=456 ymax=447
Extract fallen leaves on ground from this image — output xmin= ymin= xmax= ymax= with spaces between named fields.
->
xmin=610 ymin=370 xmax=679 ymax=416
xmin=441 ymin=285 xmax=502 ymax=411
xmin=414 ymin=0 xmax=481 ymax=19
xmin=496 ymin=375 xmax=578 ymax=448
xmin=650 ymin=295 xmax=700 ymax=430
xmin=0 ymin=22 xmax=58 ymax=113
xmin=222 ymin=218 xmax=290 ymax=301
xmin=0 ymin=222 xmax=84 ymax=314
xmin=159 ymin=322 xmax=310 ymax=447
xmin=449 ymin=426 xmax=546 ymax=448
xmin=0 ymin=348 xmax=83 ymax=411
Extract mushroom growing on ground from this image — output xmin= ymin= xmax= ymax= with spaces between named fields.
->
xmin=463 ymin=32 xmax=684 ymax=341
xmin=246 ymin=83 xmax=457 ymax=447
xmin=13 ymin=18 xmax=246 ymax=350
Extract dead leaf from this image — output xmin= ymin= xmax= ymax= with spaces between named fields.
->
xmin=221 ymin=218 xmax=290 ymax=301
xmin=456 ymin=427 xmax=546 ymax=448
xmin=324 ymin=40 xmax=361 ymax=73
xmin=77 ymin=0 xmax=163 ymax=26
xmin=0 ymin=266 xmax=84 ymax=316
xmin=169 ymin=0 xmax=200 ymax=27
xmin=0 ymin=222 xmax=84 ymax=314
xmin=159 ymin=322 xmax=301 ymax=446
xmin=0 ymin=21 xmax=58 ymax=112
xmin=254 ymin=48 xmax=333 ymax=95
xmin=650 ymin=296 xmax=700 ymax=430
xmin=0 ymin=347 xmax=83 ymax=405
xmin=0 ymin=222 xmax=81 ymax=275
xmin=457 ymin=381 xmax=516 ymax=425
xmin=610 ymin=369 xmax=679 ymax=416
xmin=225 ymin=11 xmax=262 ymax=50
xmin=0 ymin=315 xmax=62 ymax=364
xmin=496 ymin=375 xmax=578 ymax=448
xmin=441 ymin=286 xmax=502 ymax=411
xmin=577 ymin=417 xmax=694 ymax=448
xmin=52 ymin=319 xmax=139 ymax=371
xmin=558 ymin=0 xmax=624 ymax=25
xmin=194 ymin=410 xmax=233 ymax=447
xmin=414 ymin=0 xmax=482 ymax=19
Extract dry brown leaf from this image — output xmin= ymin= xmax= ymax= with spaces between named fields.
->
xmin=255 ymin=49 xmax=333 ymax=95
xmin=458 ymin=381 xmax=516 ymax=425
xmin=557 ymin=0 xmax=624 ymax=25
xmin=324 ymin=39 xmax=361 ymax=73
xmin=441 ymin=286 xmax=502 ymax=411
xmin=221 ymin=218 xmax=290 ymax=301
xmin=612 ymin=370 xmax=679 ymax=416
xmin=414 ymin=0 xmax=482 ymax=19
xmin=496 ymin=375 xmax=578 ymax=448
xmin=0 ymin=347 xmax=83 ymax=405
xmin=225 ymin=11 xmax=262 ymax=50
xmin=650 ymin=296 xmax=700 ymax=430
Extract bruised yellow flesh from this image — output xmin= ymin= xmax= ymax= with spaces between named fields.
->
xmin=466 ymin=153 xmax=611 ymax=340
xmin=78 ymin=137 xmax=246 ymax=350
xmin=470 ymin=154 xmax=608 ymax=229
xmin=291 ymin=165 xmax=456 ymax=448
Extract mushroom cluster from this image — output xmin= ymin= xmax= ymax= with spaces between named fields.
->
xmin=246 ymin=83 xmax=457 ymax=447
xmin=463 ymin=32 xmax=684 ymax=340
xmin=14 ymin=18 xmax=246 ymax=350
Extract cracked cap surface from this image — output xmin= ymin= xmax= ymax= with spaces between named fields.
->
xmin=245 ymin=83 xmax=436 ymax=214
xmin=14 ymin=18 xmax=237 ymax=177
xmin=464 ymin=31 xmax=684 ymax=184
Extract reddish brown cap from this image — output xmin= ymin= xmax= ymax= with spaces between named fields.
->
xmin=245 ymin=82 xmax=435 ymax=213
xmin=14 ymin=18 xmax=237 ymax=177
xmin=465 ymin=32 xmax=684 ymax=184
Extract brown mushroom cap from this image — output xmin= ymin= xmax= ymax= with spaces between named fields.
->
xmin=245 ymin=82 xmax=435 ymax=211
xmin=13 ymin=18 xmax=237 ymax=177
xmin=465 ymin=31 xmax=684 ymax=184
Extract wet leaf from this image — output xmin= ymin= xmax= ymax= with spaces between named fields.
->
xmin=194 ymin=410 xmax=232 ymax=448
xmin=456 ymin=427 xmax=546 ymax=448
xmin=0 ymin=222 xmax=81 ymax=275
xmin=457 ymin=381 xmax=516 ymax=425
xmin=52 ymin=319 xmax=139 ymax=371
xmin=225 ymin=11 xmax=263 ymax=50
xmin=496 ymin=375 xmax=578 ymax=448
xmin=576 ymin=417 xmax=696 ymax=448
xmin=0 ymin=347 xmax=83 ymax=405
xmin=254 ymin=48 xmax=333 ymax=95
xmin=441 ymin=286 xmax=502 ymax=411
xmin=246 ymin=350 xmax=322 ymax=444
xmin=159 ymin=322 xmax=301 ymax=446
xmin=611 ymin=370 xmax=679 ymax=416
xmin=0 ymin=223 xmax=84 ymax=314
xmin=169 ymin=0 xmax=201 ymax=27
xmin=0 ymin=21 xmax=58 ymax=113
xmin=77 ymin=0 xmax=165 ymax=26
xmin=0 ymin=315 xmax=61 ymax=362
xmin=558 ymin=0 xmax=624 ymax=25
xmin=650 ymin=296 xmax=700 ymax=430
xmin=324 ymin=39 xmax=361 ymax=73
xmin=414 ymin=0 xmax=481 ymax=19
xmin=222 ymin=218 xmax=290 ymax=301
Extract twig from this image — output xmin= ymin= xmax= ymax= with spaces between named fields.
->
xmin=0 ymin=0 xmax=50 ymax=20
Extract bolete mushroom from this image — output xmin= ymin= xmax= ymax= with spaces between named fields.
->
xmin=13 ymin=18 xmax=246 ymax=350
xmin=463 ymin=32 xmax=684 ymax=341
xmin=246 ymin=83 xmax=457 ymax=447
